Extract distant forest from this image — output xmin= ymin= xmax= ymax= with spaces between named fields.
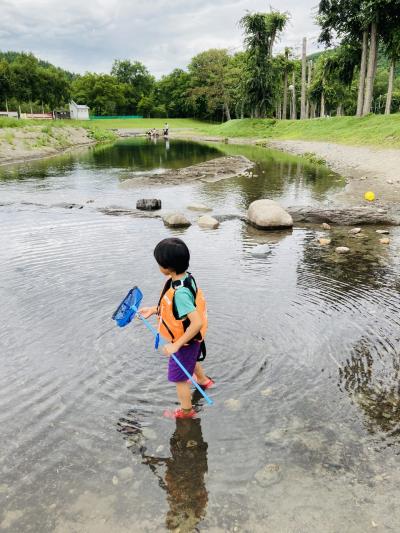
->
xmin=1 ymin=1 xmax=400 ymax=119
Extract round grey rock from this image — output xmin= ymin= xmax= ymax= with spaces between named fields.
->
xmin=163 ymin=212 xmax=191 ymax=228
xmin=247 ymin=199 xmax=293 ymax=230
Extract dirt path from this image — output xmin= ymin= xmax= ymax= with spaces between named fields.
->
xmin=267 ymin=140 xmax=400 ymax=206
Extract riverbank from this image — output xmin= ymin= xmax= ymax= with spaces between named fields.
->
xmin=0 ymin=121 xmax=116 ymax=166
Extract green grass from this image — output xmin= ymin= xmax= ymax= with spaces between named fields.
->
xmin=86 ymin=117 xmax=212 ymax=131
xmin=2 ymin=114 xmax=400 ymax=148
xmin=195 ymin=115 xmax=400 ymax=147
xmin=87 ymin=114 xmax=400 ymax=148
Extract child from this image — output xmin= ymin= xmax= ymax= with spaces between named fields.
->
xmin=140 ymin=238 xmax=214 ymax=418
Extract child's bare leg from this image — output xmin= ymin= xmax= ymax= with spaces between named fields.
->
xmin=176 ymin=381 xmax=192 ymax=411
xmin=194 ymin=362 xmax=208 ymax=385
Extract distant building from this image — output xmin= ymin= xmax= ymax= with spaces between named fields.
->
xmin=69 ymin=101 xmax=89 ymax=120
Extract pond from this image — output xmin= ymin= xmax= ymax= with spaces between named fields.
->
xmin=1 ymin=138 xmax=400 ymax=532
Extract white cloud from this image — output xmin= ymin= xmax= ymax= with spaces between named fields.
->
xmin=0 ymin=0 xmax=323 ymax=76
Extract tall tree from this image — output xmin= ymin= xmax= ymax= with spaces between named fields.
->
xmin=240 ymin=9 xmax=289 ymax=117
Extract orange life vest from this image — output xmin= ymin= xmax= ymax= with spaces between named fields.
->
xmin=157 ymin=274 xmax=208 ymax=346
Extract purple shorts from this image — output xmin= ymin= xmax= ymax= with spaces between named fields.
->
xmin=168 ymin=342 xmax=201 ymax=382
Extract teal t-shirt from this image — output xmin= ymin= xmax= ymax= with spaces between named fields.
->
xmin=174 ymin=274 xmax=196 ymax=319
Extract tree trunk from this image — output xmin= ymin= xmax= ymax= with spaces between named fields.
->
xmin=310 ymin=102 xmax=316 ymax=118
xmin=356 ymin=30 xmax=368 ymax=116
xmin=300 ymin=37 xmax=307 ymax=119
xmin=336 ymin=104 xmax=343 ymax=116
xmin=363 ymin=22 xmax=378 ymax=116
xmin=320 ymin=92 xmax=325 ymax=117
xmin=282 ymin=71 xmax=288 ymax=119
xmin=224 ymin=101 xmax=231 ymax=121
xmin=240 ymin=101 xmax=244 ymax=119
xmin=385 ymin=60 xmax=395 ymax=115
xmin=291 ymin=71 xmax=297 ymax=120
xmin=306 ymin=60 xmax=312 ymax=118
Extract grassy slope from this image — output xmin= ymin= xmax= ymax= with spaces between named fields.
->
xmin=196 ymin=115 xmax=400 ymax=147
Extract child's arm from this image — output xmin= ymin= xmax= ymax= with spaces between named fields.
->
xmin=139 ymin=306 xmax=157 ymax=319
xmin=162 ymin=309 xmax=203 ymax=356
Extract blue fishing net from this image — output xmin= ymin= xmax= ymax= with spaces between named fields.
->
xmin=112 ymin=286 xmax=143 ymax=327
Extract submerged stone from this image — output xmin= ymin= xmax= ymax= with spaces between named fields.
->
xmin=349 ymin=227 xmax=362 ymax=234
xmin=335 ymin=246 xmax=350 ymax=254
xmin=322 ymin=222 xmax=331 ymax=230
xmin=254 ymin=463 xmax=282 ymax=487
xmin=187 ymin=203 xmax=212 ymax=212
xmin=379 ymin=237 xmax=390 ymax=244
xmin=318 ymin=238 xmax=331 ymax=246
xmin=251 ymin=244 xmax=271 ymax=256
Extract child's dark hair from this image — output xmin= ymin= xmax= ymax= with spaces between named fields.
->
xmin=154 ymin=238 xmax=190 ymax=274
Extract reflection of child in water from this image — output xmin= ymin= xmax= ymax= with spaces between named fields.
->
xmin=142 ymin=418 xmax=208 ymax=531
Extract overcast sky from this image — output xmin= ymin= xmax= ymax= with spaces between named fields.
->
xmin=0 ymin=0 xmax=324 ymax=77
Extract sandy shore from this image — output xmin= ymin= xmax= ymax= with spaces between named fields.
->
xmin=266 ymin=140 xmax=400 ymax=207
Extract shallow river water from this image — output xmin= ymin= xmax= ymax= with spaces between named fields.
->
xmin=1 ymin=138 xmax=400 ymax=532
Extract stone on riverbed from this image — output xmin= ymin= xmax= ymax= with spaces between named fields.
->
xmin=318 ymin=238 xmax=331 ymax=246
xmin=335 ymin=246 xmax=350 ymax=254
xmin=136 ymin=198 xmax=161 ymax=211
xmin=251 ymin=244 xmax=271 ymax=256
xmin=379 ymin=237 xmax=390 ymax=244
xmin=254 ymin=464 xmax=282 ymax=487
xmin=349 ymin=227 xmax=362 ymax=234
xmin=162 ymin=212 xmax=191 ymax=228
xmin=187 ymin=203 xmax=212 ymax=212
xmin=197 ymin=215 xmax=219 ymax=229
xmin=322 ymin=222 xmax=331 ymax=230
xmin=376 ymin=229 xmax=389 ymax=234
xmin=247 ymin=199 xmax=293 ymax=230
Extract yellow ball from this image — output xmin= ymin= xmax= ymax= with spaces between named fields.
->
xmin=364 ymin=191 xmax=375 ymax=202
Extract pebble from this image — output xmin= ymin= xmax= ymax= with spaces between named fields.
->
xmin=318 ymin=238 xmax=331 ymax=246
xmin=112 ymin=476 xmax=119 ymax=485
xmin=335 ymin=246 xmax=350 ymax=254
xmin=117 ymin=467 xmax=134 ymax=481
xmin=254 ymin=463 xmax=282 ymax=487
xmin=349 ymin=227 xmax=361 ymax=234
xmin=260 ymin=388 xmax=272 ymax=397
xmin=379 ymin=238 xmax=390 ymax=244
xmin=224 ymin=398 xmax=241 ymax=411
xmin=376 ymin=229 xmax=389 ymax=234
xmin=386 ymin=180 xmax=394 ymax=184
xmin=322 ymin=223 xmax=331 ymax=230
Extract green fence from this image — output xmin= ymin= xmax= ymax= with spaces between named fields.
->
xmin=90 ymin=115 xmax=144 ymax=120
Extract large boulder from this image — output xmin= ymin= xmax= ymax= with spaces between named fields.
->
xmin=136 ymin=198 xmax=161 ymax=211
xmin=247 ymin=199 xmax=293 ymax=230
xmin=162 ymin=212 xmax=191 ymax=228
xmin=197 ymin=215 xmax=219 ymax=229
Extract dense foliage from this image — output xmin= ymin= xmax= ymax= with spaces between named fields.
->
xmin=1 ymin=4 xmax=399 ymax=119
